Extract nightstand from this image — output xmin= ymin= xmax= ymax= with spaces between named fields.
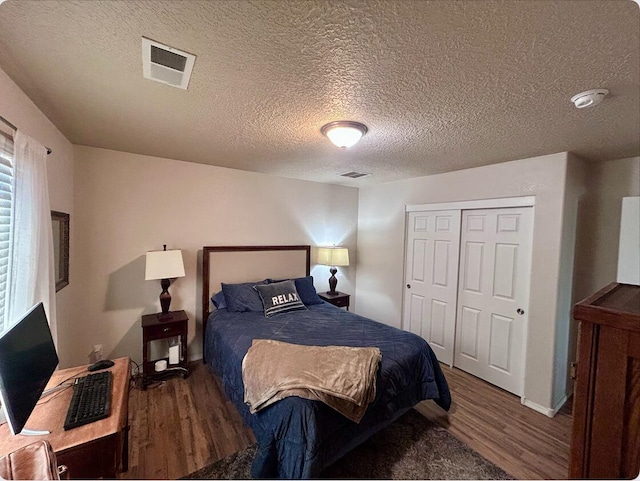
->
xmin=318 ymin=292 xmax=350 ymax=310
xmin=141 ymin=310 xmax=189 ymax=389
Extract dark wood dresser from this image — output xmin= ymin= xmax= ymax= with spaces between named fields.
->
xmin=570 ymin=282 xmax=640 ymax=479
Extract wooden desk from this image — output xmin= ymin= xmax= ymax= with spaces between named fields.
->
xmin=0 ymin=357 xmax=130 ymax=479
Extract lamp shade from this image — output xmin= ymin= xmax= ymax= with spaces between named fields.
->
xmin=317 ymin=247 xmax=349 ymax=267
xmin=145 ymin=249 xmax=185 ymax=280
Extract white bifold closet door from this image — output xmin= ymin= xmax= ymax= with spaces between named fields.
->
xmin=454 ymin=207 xmax=533 ymax=396
xmin=403 ymin=210 xmax=461 ymax=366
xmin=403 ymin=205 xmax=534 ymax=396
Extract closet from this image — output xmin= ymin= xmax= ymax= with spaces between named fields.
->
xmin=403 ymin=200 xmax=534 ymax=396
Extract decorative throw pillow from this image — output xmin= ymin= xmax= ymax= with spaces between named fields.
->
xmin=254 ymin=280 xmax=307 ymax=317
xmin=211 ymin=291 xmax=227 ymax=310
xmin=222 ymin=280 xmax=268 ymax=312
xmin=268 ymin=276 xmax=324 ymax=305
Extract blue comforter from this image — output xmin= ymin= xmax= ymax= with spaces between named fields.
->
xmin=204 ymin=302 xmax=451 ymax=478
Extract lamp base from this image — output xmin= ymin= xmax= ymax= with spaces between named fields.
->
xmin=328 ymin=267 xmax=338 ymax=295
xmin=159 ymin=278 xmax=172 ymax=317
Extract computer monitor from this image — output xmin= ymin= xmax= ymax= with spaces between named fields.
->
xmin=0 ymin=302 xmax=59 ymax=435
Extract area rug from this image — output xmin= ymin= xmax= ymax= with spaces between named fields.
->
xmin=182 ymin=409 xmax=513 ymax=479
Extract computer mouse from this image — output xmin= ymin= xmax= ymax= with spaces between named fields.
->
xmin=88 ymin=359 xmax=115 ymax=371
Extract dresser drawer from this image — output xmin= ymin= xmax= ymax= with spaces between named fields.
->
xmin=332 ymin=296 xmax=349 ymax=308
xmin=144 ymin=322 xmax=185 ymax=340
xmin=318 ymin=292 xmax=350 ymax=309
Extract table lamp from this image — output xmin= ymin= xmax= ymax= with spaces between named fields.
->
xmin=317 ymin=246 xmax=349 ymax=295
xmin=145 ymin=245 xmax=185 ymax=319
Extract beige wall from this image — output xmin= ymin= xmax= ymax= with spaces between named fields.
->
xmin=355 ymin=152 xmax=584 ymax=415
xmin=573 ymin=156 xmax=640 ymax=302
xmin=70 ymin=146 xmax=359 ymax=368
xmin=568 ymin=156 xmax=640 ymax=382
xmin=555 ymin=153 xmax=588 ymax=400
xmin=0 ymin=66 xmax=74 ymax=353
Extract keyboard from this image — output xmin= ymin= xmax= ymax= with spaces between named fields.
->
xmin=63 ymin=371 xmax=112 ymax=430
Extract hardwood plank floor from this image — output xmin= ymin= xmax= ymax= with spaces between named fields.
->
xmin=120 ymin=363 xmax=255 ymax=480
xmin=120 ymin=361 xmax=571 ymax=479
xmin=416 ymin=364 xmax=572 ymax=480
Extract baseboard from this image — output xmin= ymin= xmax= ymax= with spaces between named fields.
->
xmin=522 ymin=394 xmax=569 ymax=418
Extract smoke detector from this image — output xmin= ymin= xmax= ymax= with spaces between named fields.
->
xmin=570 ymin=89 xmax=609 ymax=109
xmin=142 ymin=37 xmax=196 ymax=90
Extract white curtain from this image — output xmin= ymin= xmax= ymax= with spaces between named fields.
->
xmin=0 ymin=134 xmax=14 ymax=333
xmin=9 ymin=131 xmax=56 ymax=345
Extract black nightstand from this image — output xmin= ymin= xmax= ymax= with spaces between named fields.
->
xmin=318 ymin=292 xmax=350 ymax=311
xmin=141 ymin=310 xmax=189 ymax=389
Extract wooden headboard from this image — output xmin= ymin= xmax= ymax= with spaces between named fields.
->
xmin=201 ymin=245 xmax=311 ymax=353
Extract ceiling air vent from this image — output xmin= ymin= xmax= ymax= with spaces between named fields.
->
xmin=142 ymin=37 xmax=196 ymax=90
xmin=339 ymin=171 xmax=372 ymax=179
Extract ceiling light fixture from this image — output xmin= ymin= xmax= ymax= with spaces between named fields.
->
xmin=570 ymin=89 xmax=609 ymax=109
xmin=321 ymin=121 xmax=368 ymax=149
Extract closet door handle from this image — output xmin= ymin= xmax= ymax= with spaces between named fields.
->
xmin=407 ymin=284 xmax=411 ymax=289
xmin=517 ymin=308 xmax=525 ymax=315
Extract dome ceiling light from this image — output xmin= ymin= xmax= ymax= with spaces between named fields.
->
xmin=570 ymin=89 xmax=609 ymax=109
xmin=321 ymin=121 xmax=368 ymax=149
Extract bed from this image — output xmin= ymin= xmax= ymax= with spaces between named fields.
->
xmin=201 ymin=245 xmax=451 ymax=479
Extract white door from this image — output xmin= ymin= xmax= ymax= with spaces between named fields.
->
xmin=454 ymin=207 xmax=533 ymax=395
xmin=403 ymin=210 xmax=461 ymax=365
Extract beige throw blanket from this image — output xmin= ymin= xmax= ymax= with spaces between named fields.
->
xmin=242 ymin=339 xmax=382 ymax=423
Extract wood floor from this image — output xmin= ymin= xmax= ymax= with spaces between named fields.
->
xmin=416 ymin=365 xmax=572 ymax=480
xmin=120 ymin=361 xmax=572 ymax=480
xmin=121 ymin=363 xmax=255 ymax=480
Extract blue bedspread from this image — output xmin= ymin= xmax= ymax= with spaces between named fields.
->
xmin=204 ymin=302 xmax=451 ymax=479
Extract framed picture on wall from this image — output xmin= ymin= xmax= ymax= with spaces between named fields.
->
xmin=51 ymin=210 xmax=69 ymax=292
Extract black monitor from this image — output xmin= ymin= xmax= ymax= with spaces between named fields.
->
xmin=0 ymin=302 xmax=59 ymax=435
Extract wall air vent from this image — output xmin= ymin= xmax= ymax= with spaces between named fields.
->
xmin=339 ymin=171 xmax=372 ymax=179
xmin=142 ymin=37 xmax=196 ymax=90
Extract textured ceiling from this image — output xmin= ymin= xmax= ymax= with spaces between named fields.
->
xmin=0 ymin=0 xmax=638 ymax=186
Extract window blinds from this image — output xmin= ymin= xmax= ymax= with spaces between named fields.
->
xmin=0 ymin=136 xmax=13 ymax=333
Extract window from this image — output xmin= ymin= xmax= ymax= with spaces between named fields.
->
xmin=0 ymin=134 xmax=13 ymax=333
